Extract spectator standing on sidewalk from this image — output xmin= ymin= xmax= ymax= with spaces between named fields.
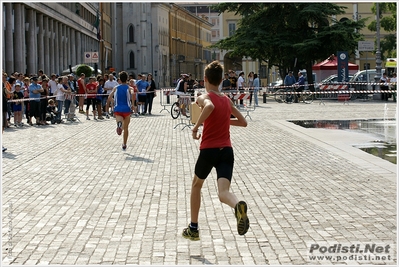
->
xmin=12 ymin=84 xmax=24 ymax=127
xmin=253 ymin=73 xmax=260 ymax=107
xmin=222 ymin=73 xmax=231 ymax=91
xmin=135 ymin=74 xmax=150 ymax=115
xmin=55 ymin=76 xmax=68 ymax=123
xmin=77 ymin=73 xmax=86 ymax=113
xmin=284 ymin=71 xmax=296 ymax=88
xmin=22 ymin=77 xmax=31 ymax=125
xmin=103 ymin=73 xmax=119 ymax=118
xmin=229 ymin=70 xmax=237 ymax=91
xmin=390 ymin=72 xmax=397 ymax=102
xmin=29 ymin=76 xmax=44 ymax=125
xmin=237 ymin=71 xmax=246 ymax=106
xmin=294 ymin=71 xmax=305 ymax=103
xmin=4 ymin=75 xmax=14 ymax=126
xmin=65 ymin=74 xmax=77 ymax=121
xmin=146 ymin=73 xmax=156 ymax=115
xmin=85 ymin=76 xmax=98 ymax=120
xmin=39 ymin=78 xmax=49 ymax=125
xmin=2 ymin=81 xmax=8 ymax=152
xmin=96 ymin=77 xmax=105 ymax=120
xmin=182 ymin=61 xmax=249 ymax=241
xmin=380 ymin=72 xmax=390 ymax=101
xmin=48 ymin=74 xmax=58 ymax=97
xmin=129 ymin=79 xmax=139 ymax=117
xmin=247 ymin=71 xmax=254 ymax=105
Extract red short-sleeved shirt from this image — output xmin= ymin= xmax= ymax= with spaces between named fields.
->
xmin=200 ymin=92 xmax=232 ymax=150
xmin=86 ymin=82 xmax=97 ymax=99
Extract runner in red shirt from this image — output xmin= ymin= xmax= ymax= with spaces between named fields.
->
xmin=182 ymin=61 xmax=249 ymax=241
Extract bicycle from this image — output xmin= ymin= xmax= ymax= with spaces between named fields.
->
xmin=297 ymin=88 xmax=315 ymax=104
xmin=171 ymin=94 xmax=191 ymax=119
xmin=274 ymin=87 xmax=295 ymax=103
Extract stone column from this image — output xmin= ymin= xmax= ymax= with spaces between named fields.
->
xmin=70 ymin=28 xmax=76 ymax=67
xmin=13 ymin=3 xmax=24 ymax=73
xmin=5 ymin=3 xmax=14 ymax=72
xmin=22 ymin=6 xmax=26 ymax=74
xmin=37 ymin=13 xmax=44 ymax=72
xmin=59 ymin=23 xmax=64 ymax=72
xmin=76 ymin=31 xmax=81 ymax=66
xmin=49 ymin=19 xmax=55 ymax=73
xmin=44 ymin=16 xmax=50 ymax=74
xmin=26 ymin=8 xmax=36 ymax=75
xmin=63 ymin=24 xmax=67 ymax=71
xmin=58 ymin=22 xmax=63 ymax=72
xmin=54 ymin=21 xmax=59 ymax=75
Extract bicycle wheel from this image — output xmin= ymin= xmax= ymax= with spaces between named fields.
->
xmin=184 ymin=104 xmax=190 ymax=118
xmin=274 ymin=89 xmax=286 ymax=103
xmin=171 ymin=102 xmax=180 ymax=119
xmin=285 ymin=89 xmax=294 ymax=104
xmin=302 ymin=91 xmax=314 ymax=104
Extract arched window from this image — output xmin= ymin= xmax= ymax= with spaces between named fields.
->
xmin=128 ymin=25 xmax=134 ymax=43
xmin=339 ymin=17 xmax=349 ymax=23
xmin=129 ymin=51 xmax=135 ymax=69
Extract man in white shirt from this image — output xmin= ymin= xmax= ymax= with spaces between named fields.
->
xmin=390 ymin=72 xmax=396 ymax=102
xmin=48 ymin=74 xmax=58 ymax=96
xmin=237 ymin=71 xmax=246 ymax=106
xmin=103 ymin=73 xmax=119 ymax=118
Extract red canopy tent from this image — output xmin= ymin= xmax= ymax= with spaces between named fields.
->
xmin=312 ymin=54 xmax=359 ymax=81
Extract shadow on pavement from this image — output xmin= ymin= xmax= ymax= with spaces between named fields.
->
xmin=190 ymin=255 xmax=214 ymax=265
xmin=125 ymin=154 xmax=154 ymax=163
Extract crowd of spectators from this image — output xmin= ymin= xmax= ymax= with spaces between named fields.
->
xmin=2 ymin=69 xmax=158 ymax=131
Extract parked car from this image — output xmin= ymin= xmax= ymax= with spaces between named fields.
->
xmin=349 ymin=69 xmax=386 ymax=91
xmin=267 ymin=80 xmax=284 ymax=92
xmin=347 ymin=69 xmax=387 ymax=100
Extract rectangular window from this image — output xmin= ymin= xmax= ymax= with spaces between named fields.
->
xmin=211 ymin=30 xmax=220 ymax=38
xmin=211 ymin=18 xmax=220 ymax=26
xmin=228 ymin=23 xmax=236 ymax=37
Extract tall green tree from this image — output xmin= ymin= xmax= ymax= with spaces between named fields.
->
xmin=211 ymin=3 xmax=365 ymax=87
xmin=367 ymin=3 xmax=396 ymax=58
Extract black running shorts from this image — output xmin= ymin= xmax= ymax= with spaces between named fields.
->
xmin=194 ymin=147 xmax=234 ymax=181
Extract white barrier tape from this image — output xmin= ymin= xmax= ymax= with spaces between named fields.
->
xmin=7 ymin=95 xmax=56 ymax=103
xmin=271 ymin=90 xmax=396 ymax=95
xmin=158 ymin=88 xmax=396 ymax=97
xmin=263 ymin=81 xmax=397 ymax=91
xmin=7 ymin=91 xmax=160 ymax=103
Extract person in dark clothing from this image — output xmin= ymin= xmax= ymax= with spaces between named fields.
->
xmin=145 ymin=74 xmax=157 ymax=115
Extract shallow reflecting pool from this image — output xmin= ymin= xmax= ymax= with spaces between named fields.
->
xmin=290 ymin=119 xmax=397 ymax=164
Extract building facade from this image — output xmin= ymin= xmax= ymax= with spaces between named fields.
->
xmin=169 ymin=4 xmax=212 ymax=85
xmin=2 ymin=2 xmax=213 ymax=88
xmin=2 ymin=3 xmax=103 ymax=76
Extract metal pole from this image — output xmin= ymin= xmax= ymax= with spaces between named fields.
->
xmin=374 ymin=3 xmax=382 ymax=99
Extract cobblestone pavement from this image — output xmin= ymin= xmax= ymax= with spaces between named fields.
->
xmin=2 ymin=93 xmax=397 ymax=265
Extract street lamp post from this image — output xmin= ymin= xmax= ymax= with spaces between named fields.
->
xmin=374 ymin=3 xmax=382 ymax=99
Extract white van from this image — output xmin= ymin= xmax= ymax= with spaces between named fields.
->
xmin=349 ymin=69 xmax=385 ymax=91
